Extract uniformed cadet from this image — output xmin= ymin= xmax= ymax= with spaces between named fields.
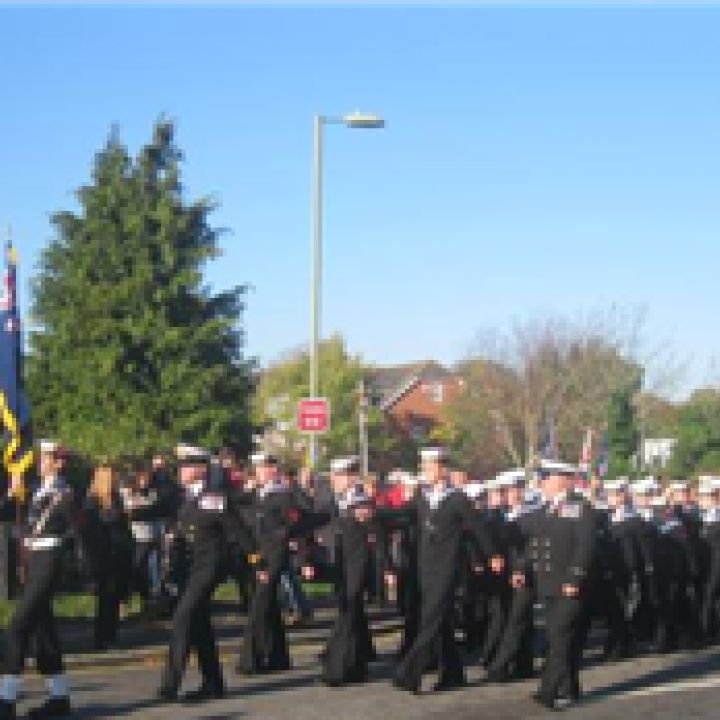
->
xmin=459 ymin=479 xmax=488 ymax=652
xmin=516 ymin=461 xmax=596 ymax=711
xmin=486 ymin=472 xmax=539 ymax=682
xmin=394 ymin=447 xmax=504 ymax=694
xmin=158 ymin=444 xmax=251 ymax=704
xmin=0 ymin=441 xmax=75 ymax=720
xmin=387 ymin=473 xmax=424 ymax=659
xmin=595 ymin=478 xmax=643 ymax=660
xmin=237 ymin=452 xmax=328 ymax=675
xmin=667 ymin=480 xmax=704 ymax=648
xmin=477 ymin=473 xmax=513 ymax=667
xmin=321 ymin=476 xmax=377 ymax=686
xmin=698 ymin=477 xmax=720 ymax=639
xmin=629 ymin=477 xmax=663 ymax=645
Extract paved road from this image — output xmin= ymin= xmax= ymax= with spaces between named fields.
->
xmin=15 ymin=639 xmax=720 ymax=719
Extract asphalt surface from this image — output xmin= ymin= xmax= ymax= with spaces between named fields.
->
xmin=14 ymin=637 xmax=720 ymax=719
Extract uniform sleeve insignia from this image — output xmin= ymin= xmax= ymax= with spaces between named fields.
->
xmin=560 ymin=503 xmax=581 ymax=519
xmin=199 ymin=493 xmax=226 ymax=512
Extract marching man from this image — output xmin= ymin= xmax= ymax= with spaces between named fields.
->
xmin=0 ymin=440 xmax=75 ymax=720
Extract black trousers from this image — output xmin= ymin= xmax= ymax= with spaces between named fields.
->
xmin=395 ymin=585 xmax=465 ymax=690
xmin=160 ymin=565 xmax=223 ymax=693
xmin=538 ymin=595 xmax=584 ymax=702
xmin=480 ymin=579 xmax=510 ymax=664
xmin=5 ymin=550 xmax=64 ymax=676
xmin=133 ymin=541 xmax=156 ymax=601
xmin=95 ymin=571 xmax=121 ymax=647
xmin=488 ymin=586 xmax=534 ymax=678
xmin=238 ymin=566 xmax=290 ymax=674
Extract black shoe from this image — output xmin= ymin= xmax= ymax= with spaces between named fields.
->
xmin=486 ymin=666 xmax=510 ymax=683
xmin=433 ymin=678 xmax=466 ymax=692
xmin=393 ymin=677 xmax=421 ymax=695
xmin=182 ymin=684 xmax=225 ymax=704
xmin=532 ymin=691 xmax=555 ymax=709
xmin=553 ymin=696 xmax=574 ymax=711
xmin=0 ymin=700 xmax=15 ymax=720
xmin=155 ymin=686 xmax=178 ymax=704
xmin=26 ymin=697 xmax=72 ymax=719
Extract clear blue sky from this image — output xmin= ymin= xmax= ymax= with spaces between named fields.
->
xmin=1 ymin=5 xmax=718 ymax=394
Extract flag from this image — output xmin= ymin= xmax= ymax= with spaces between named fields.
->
xmin=579 ymin=428 xmax=594 ymax=469
xmin=539 ymin=414 xmax=558 ymax=461
xmin=595 ymin=431 xmax=609 ymax=479
xmin=0 ymin=238 xmax=34 ymax=480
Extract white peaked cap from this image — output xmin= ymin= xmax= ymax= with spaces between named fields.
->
xmin=420 ymin=447 xmax=448 ymax=462
xmin=38 ymin=439 xmax=59 ymax=454
xmin=631 ymin=477 xmax=660 ymax=495
xmin=176 ymin=443 xmax=210 ymax=461
xmin=464 ymin=481 xmax=487 ymax=499
xmin=537 ymin=460 xmax=577 ymax=476
xmin=605 ymin=478 xmax=629 ymax=492
xmin=330 ymin=456 xmax=360 ymax=473
xmin=494 ymin=469 xmax=526 ymax=488
xmin=250 ymin=451 xmax=277 ymax=466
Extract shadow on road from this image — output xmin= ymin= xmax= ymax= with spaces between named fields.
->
xmin=583 ymin=648 xmax=720 ymax=704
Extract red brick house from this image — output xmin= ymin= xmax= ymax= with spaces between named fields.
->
xmin=370 ymin=362 xmax=463 ymax=443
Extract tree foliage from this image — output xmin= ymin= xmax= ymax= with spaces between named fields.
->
xmin=606 ymin=381 xmax=640 ymax=478
xmin=254 ymin=335 xmax=398 ymax=470
xmin=669 ymin=389 xmax=720 ymax=477
xmin=444 ymin=311 xmax=647 ymax=475
xmin=28 ymin=120 xmax=253 ymax=462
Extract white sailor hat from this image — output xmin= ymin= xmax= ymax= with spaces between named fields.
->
xmin=494 ymin=469 xmax=526 ymax=489
xmin=464 ymin=481 xmax=487 ymax=499
xmin=38 ymin=439 xmax=68 ymax=459
xmin=604 ymin=478 xmax=629 ymax=492
xmin=420 ymin=447 xmax=449 ymax=463
xmin=631 ymin=477 xmax=660 ymax=495
xmin=176 ymin=443 xmax=210 ymax=462
xmin=38 ymin=439 xmax=59 ymax=454
xmin=330 ymin=456 xmax=360 ymax=474
xmin=649 ymin=495 xmax=667 ymax=508
xmin=669 ymin=480 xmax=690 ymax=492
xmin=249 ymin=451 xmax=278 ymax=466
xmin=537 ymin=460 xmax=577 ymax=477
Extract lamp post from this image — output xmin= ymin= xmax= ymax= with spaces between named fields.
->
xmin=309 ymin=112 xmax=385 ymax=471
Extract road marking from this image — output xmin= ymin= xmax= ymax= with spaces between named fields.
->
xmin=620 ymin=674 xmax=720 ymax=698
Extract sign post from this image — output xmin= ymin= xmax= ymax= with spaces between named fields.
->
xmin=297 ymin=397 xmax=331 ymax=436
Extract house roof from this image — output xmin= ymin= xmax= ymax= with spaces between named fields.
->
xmin=368 ymin=361 xmax=452 ymax=411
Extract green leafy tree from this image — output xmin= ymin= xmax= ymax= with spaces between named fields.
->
xmin=607 ymin=382 xmax=639 ymax=478
xmin=669 ymin=389 xmax=720 ymax=477
xmin=254 ymin=335 xmax=397 ymax=470
xmin=28 ymin=120 xmax=253 ymax=462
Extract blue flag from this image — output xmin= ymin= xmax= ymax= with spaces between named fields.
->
xmin=0 ymin=240 xmax=34 ymax=478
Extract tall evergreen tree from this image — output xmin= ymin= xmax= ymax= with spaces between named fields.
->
xmin=607 ymin=380 xmax=640 ymax=478
xmin=28 ymin=120 xmax=253 ymax=462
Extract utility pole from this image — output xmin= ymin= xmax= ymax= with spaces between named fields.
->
xmin=358 ymin=378 xmax=369 ymax=482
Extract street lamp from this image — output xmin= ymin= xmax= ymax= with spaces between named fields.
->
xmin=309 ymin=111 xmax=385 ymax=470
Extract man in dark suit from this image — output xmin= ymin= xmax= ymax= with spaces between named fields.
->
xmin=514 ymin=461 xmax=596 ymax=712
